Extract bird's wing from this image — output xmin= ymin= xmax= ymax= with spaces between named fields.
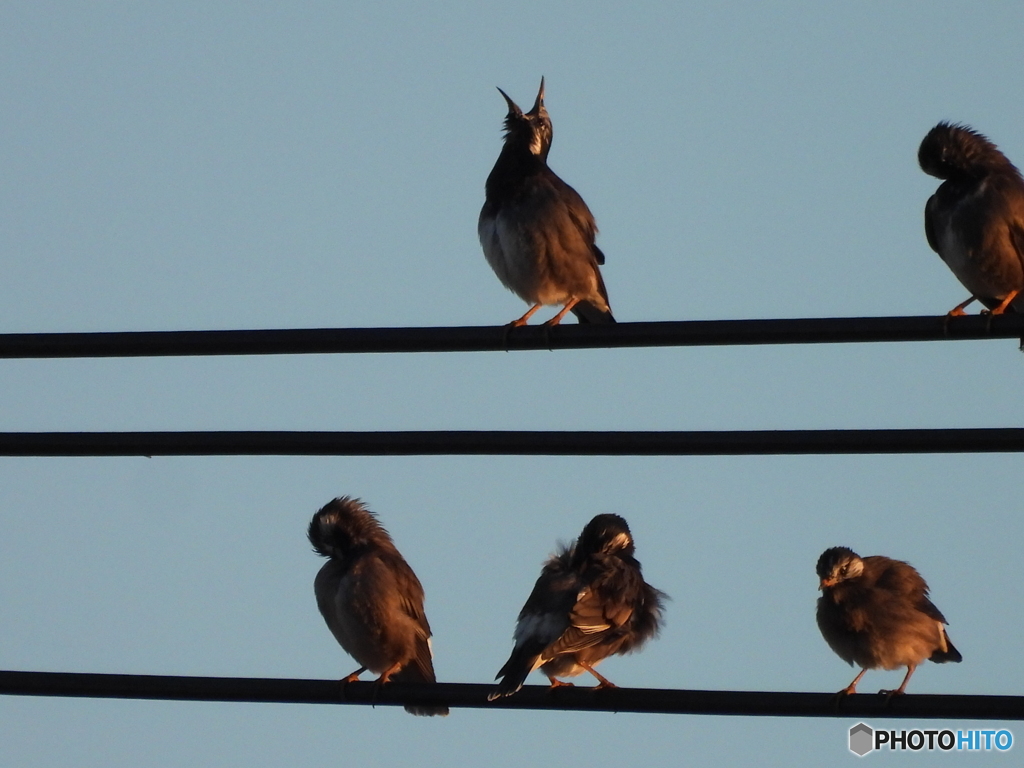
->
xmin=509 ymin=552 xmax=581 ymax=653
xmin=369 ymin=552 xmax=443 ymax=699
xmin=914 ymin=595 xmax=950 ymax=624
xmin=1010 ymin=221 xmax=1024 ymax=273
xmin=541 ymin=557 xmax=639 ymax=659
xmin=489 ymin=552 xmax=581 ymax=698
xmin=868 ymin=556 xmax=949 ymax=624
xmin=506 ymin=174 xmax=603 ymax=266
xmin=999 ymin=176 xmax=1024 ymax=275
xmin=549 ymin=175 xmax=604 ymax=264
xmin=377 ymin=552 xmax=432 ymax=637
xmin=869 ymin=557 xmax=927 ymax=596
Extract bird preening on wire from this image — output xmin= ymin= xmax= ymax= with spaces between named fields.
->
xmin=489 ymin=514 xmax=666 ymax=700
xmin=815 ymin=546 xmax=961 ymax=698
xmin=308 ymin=497 xmax=448 ymax=716
xmin=919 ymin=122 xmax=1024 ymax=316
xmin=478 ymin=78 xmax=615 ymax=326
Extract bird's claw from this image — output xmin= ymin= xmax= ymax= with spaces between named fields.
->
xmin=878 ymin=688 xmax=905 ymax=706
xmin=547 ymin=679 xmax=575 ymax=689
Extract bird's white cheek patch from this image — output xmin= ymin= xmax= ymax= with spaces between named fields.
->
xmin=529 ymin=135 xmax=544 ymax=156
xmin=609 ymin=533 xmax=631 ymax=551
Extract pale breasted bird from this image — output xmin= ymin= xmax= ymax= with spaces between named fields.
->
xmin=816 ymin=546 xmax=961 ymax=697
xmin=488 ymin=514 xmax=666 ymax=700
xmin=478 ymin=78 xmax=615 ymax=326
xmin=308 ymin=497 xmax=448 ymax=716
xmin=919 ymin=122 xmax=1024 ymax=315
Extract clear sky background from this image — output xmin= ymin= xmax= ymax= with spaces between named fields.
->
xmin=2 ymin=2 xmax=1022 ymax=765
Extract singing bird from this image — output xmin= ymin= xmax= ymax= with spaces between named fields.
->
xmin=478 ymin=78 xmax=615 ymax=326
xmin=489 ymin=514 xmax=666 ymax=700
xmin=308 ymin=497 xmax=448 ymax=716
xmin=816 ymin=546 xmax=961 ymax=697
xmin=919 ymin=122 xmax=1024 ymax=315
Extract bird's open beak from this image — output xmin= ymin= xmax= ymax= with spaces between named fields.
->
xmin=497 ymin=87 xmax=521 ymax=118
xmin=528 ymin=76 xmax=545 ymax=115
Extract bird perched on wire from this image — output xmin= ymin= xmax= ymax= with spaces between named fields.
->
xmin=308 ymin=497 xmax=448 ymax=716
xmin=816 ymin=546 xmax=961 ymax=697
xmin=488 ymin=514 xmax=666 ymax=700
xmin=478 ymin=77 xmax=615 ymax=326
xmin=919 ymin=122 xmax=1024 ymax=316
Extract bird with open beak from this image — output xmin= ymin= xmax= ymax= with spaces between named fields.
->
xmin=816 ymin=546 xmax=961 ymax=697
xmin=919 ymin=122 xmax=1024 ymax=316
xmin=488 ymin=514 xmax=665 ymax=700
xmin=478 ymin=78 xmax=615 ymax=326
xmin=308 ymin=497 xmax=448 ymax=716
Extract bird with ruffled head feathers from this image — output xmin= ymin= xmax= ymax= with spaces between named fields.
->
xmin=488 ymin=513 xmax=665 ymax=700
xmin=308 ymin=497 xmax=448 ymax=716
xmin=918 ymin=122 xmax=1024 ymax=315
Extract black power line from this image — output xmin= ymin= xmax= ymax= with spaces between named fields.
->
xmin=1 ymin=428 xmax=1023 ymax=457
xmin=1 ymin=315 xmax=1023 ymax=358
xmin=1 ymin=670 xmax=1020 ymax=719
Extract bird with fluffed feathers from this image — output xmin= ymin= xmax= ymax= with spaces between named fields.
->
xmin=816 ymin=546 xmax=961 ymax=698
xmin=489 ymin=514 xmax=666 ymax=700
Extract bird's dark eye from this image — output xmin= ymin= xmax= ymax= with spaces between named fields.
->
xmin=839 ymin=565 xmax=849 ymax=576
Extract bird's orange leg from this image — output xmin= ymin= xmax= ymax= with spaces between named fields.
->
xmin=374 ymin=662 xmax=404 ymax=686
xmin=880 ymin=664 xmax=916 ymax=700
xmin=986 ymin=289 xmax=1021 ymax=316
xmin=542 ymin=298 xmax=580 ymax=327
xmin=840 ymin=668 xmax=868 ymax=696
xmin=341 ymin=666 xmax=367 ymax=684
xmin=546 ymin=675 xmax=575 ymax=689
xmin=508 ymin=304 xmax=544 ymax=327
xmin=946 ymin=296 xmax=976 ymax=317
xmin=579 ymin=661 xmax=617 ymax=689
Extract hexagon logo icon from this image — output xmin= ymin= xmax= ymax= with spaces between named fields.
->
xmin=849 ymin=722 xmax=874 ymax=757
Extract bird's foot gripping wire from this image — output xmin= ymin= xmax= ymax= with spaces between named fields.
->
xmin=979 ymin=289 xmax=1020 ymax=330
xmin=878 ymin=688 xmax=907 ymax=706
xmin=546 ymin=676 xmax=575 ymax=690
xmin=502 ymin=304 xmax=544 ymax=349
xmin=580 ymin=662 xmax=617 ymax=690
xmin=944 ymin=296 xmax=976 ymax=334
xmin=829 ymin=668 xmax=866 ymax=710
xmin=341 ymin=667 xmax=366 ymax=685
xmin=877 ymin=666 xmax=915 ymax=705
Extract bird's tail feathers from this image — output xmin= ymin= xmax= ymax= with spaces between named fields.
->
xmin=392 ymin=655 xmax=449 ymax=716
xmin=571 ymin=301 xmax=616 ymax=324
xmin=931 ymin=631 xmax=963 ymax=664
xmin=487 ymin=646 xmax=542 ymax=701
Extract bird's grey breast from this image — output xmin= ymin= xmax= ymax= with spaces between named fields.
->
xmin=314 ymin=560 xmax=387 ymax=671
xmin=930 ymin=187 xmax=996 ymax=297
xmin=478 ymin=204 xmax=543 ymax=303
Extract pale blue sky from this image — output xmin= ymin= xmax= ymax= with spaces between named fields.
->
xmin=2 ymin=2 xmax=1023 ymax=765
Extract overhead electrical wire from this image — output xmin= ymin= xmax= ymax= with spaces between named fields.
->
xmin=2 ymin=671 xmax=1020 ymax=719
xmin=1 ymin=314 xmax=1023 ymax=358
